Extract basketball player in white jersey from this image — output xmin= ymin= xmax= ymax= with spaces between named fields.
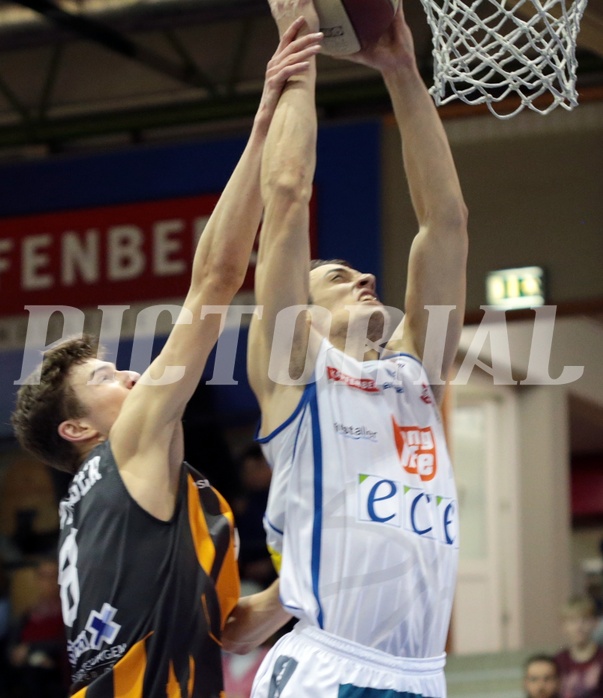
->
xmin=247 ymin=0 xmax=468 ymax=696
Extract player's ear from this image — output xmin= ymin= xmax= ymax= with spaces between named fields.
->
xmin=58 ymin=419 xmax=96 ymax=444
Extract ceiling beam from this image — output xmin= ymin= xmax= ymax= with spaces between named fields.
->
xmin=0 ymin=0 xmax=269 ymax=50
xmin=0 ymin=78 xmax=392 ymax=149
xmin=12 ymin=0 xmax=220 ymax=91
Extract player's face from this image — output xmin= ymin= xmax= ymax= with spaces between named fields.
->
xmin=68 ymin=358 xmax=140 ymax=436
xmin=523 ymin=660 xmax=560 ymax=698
xmin=309 ymin=264 xmax=380 ymax=308
xmin=309 ymin=263 xmax=385 ymax=334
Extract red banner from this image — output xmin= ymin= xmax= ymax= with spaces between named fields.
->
xmin=0 ymin=193 xmax=318 ymax=316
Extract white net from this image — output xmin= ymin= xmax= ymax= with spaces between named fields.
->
xmin=419 ymin=0 xmax=589 ymax=118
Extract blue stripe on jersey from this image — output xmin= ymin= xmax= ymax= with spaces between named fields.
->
xmin=381 ymin=351 xmax=425 ymax=368
xmin=255 ymin=382 xmax=314 ymax=444
xmin=308 ymin=382 xmax=325 ymax=629
xmin=291 ymin=400 xmax=309 ymax=462
xmin=380 ymin=351 xmax=438 ymax=408
xmin=263 ymin=514 xmax=284 ymax=537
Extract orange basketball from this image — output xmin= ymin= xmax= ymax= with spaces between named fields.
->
xmin=314 ymin=0 xmax=399 ymax=55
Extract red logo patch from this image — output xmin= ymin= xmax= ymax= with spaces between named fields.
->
xmin=420 ymin=384 xmax=433 ymax=405
xmin=392 ymin=417 xmax=437 ymax=481
xmin=327 ymin=366 xmax=379 ymax=393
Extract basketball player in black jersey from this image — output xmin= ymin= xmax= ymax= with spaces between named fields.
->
xmin=11 ymin=22 xmax=323 ymax=698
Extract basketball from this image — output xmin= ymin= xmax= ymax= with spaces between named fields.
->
xmin=314 ymin=0 xmax=399 ymax=56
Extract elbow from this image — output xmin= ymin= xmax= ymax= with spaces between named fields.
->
xmin=222 ymin=637 xmax=255 ymax=655
xmin=457 ymin=198 xmax=469 ymax=225
xmin=263 ymin=168 xmax=313 ymax=208
xmin=453 ymin=201 xmax=469 ymax=251
xmin=433 ymin=198 xmax=469 ymax=245
xmin=200 ymin=262 xmax=246 ymax=300
xmin=445 ymin=197 xmax=469 ymax=233
xmin=216 ymin=261 xmax=247 ymax=292
xmin=458 ymin=199 xmax=469 ymax=233
xmin=221 ymin=618 xmax=258 ymax=656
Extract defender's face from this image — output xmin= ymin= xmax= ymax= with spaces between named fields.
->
xmin=524 ymin=660 xmax=560 ymax=698
xmin=68 ymin=358 xmax=140 ymax=436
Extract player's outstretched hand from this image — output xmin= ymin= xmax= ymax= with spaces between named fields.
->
xmin=269 ymin=0 xmax=320 ymax=36
xmin=255 ymin=15 xmax=322 ymax=134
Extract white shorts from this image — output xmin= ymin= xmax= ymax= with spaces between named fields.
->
xmin=250 ymin=622 xmax=447 ymax=698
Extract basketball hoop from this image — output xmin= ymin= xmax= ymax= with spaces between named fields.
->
xmin=419 ymin=0 xmax=589 ymax=118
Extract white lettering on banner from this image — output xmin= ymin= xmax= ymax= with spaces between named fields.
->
xmin=23 ymin=234 xmax=53 ymax=290
xmin=62 ymin=231 xmax=100 ymax=285
xmin=108 ymin=226 xmax=145 ymax=281
xmin=153 ymin=220 xmax=186 ymax=276
xmin=0 ymin=239 xmax=12 ymax=278
xmin=0 ymin=212 xmax=212 ymax=297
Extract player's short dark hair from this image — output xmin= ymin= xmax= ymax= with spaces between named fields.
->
xmin=310 ymin=258 xmax=353 ymax=272
xmin=12 ymin=335 xmax=99 ymax=474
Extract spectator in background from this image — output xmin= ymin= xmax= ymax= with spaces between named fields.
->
xmin=524 ymin=654 xmax=561 ymax=698
xmin=232 ymin=445 xmax=276 ymax=589
xmin=586 ymin=538 xmax=603 ymax=647
xmin=7 ymin=557 xmax=69 ymax=698
xmin=555 ymin=596 xmax=603 ymax=698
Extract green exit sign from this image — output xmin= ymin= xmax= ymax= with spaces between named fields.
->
xmin=486 ymin=266 xmax=546 ymax=309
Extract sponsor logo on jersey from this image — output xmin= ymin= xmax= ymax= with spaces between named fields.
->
xmin=70 ymin=643 xmax=128 ymax=685
xmin=67 ymin=603 xmax=122 ymax=666
xmin=381 ymin=366 xmax=405 ymax=394
xmin=326 ymin=366 xmax=379 ymax=393
xmin=195 ymin=478 xmax=211 ymax=489
xmin=357 ymin=474 xmax=458 ymax=547
xmin=86 ymin=603 xmax=121 ymax=650
xmin=420 ymin=383 xmax=433 ymax=404
xmin=392 ymin=417 xmax=437 ymax=482
xmin=334 ymin=422 xmax=378 ymax=442
xmin=59 ymin=455 xmax=103 ymax=528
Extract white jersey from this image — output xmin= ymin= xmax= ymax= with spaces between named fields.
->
xmin=260 ymin=339 xmax=459 ymax=659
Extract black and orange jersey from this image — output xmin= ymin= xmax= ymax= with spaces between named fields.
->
xmin=57 ymin=441 xmax=240 ymax=697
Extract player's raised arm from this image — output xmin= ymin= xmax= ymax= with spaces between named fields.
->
xmin=342 ymin=7 xmax=468 ymax=394
xmin=106 ymin=25 xmax=323 ymax=515
xmin=385 ymin=11 xmax=467 ymax=387
xmin=387 ymin=16 xmax=467 ymax=384
xmin=248 ymin=0 xmax=322 ymax=424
